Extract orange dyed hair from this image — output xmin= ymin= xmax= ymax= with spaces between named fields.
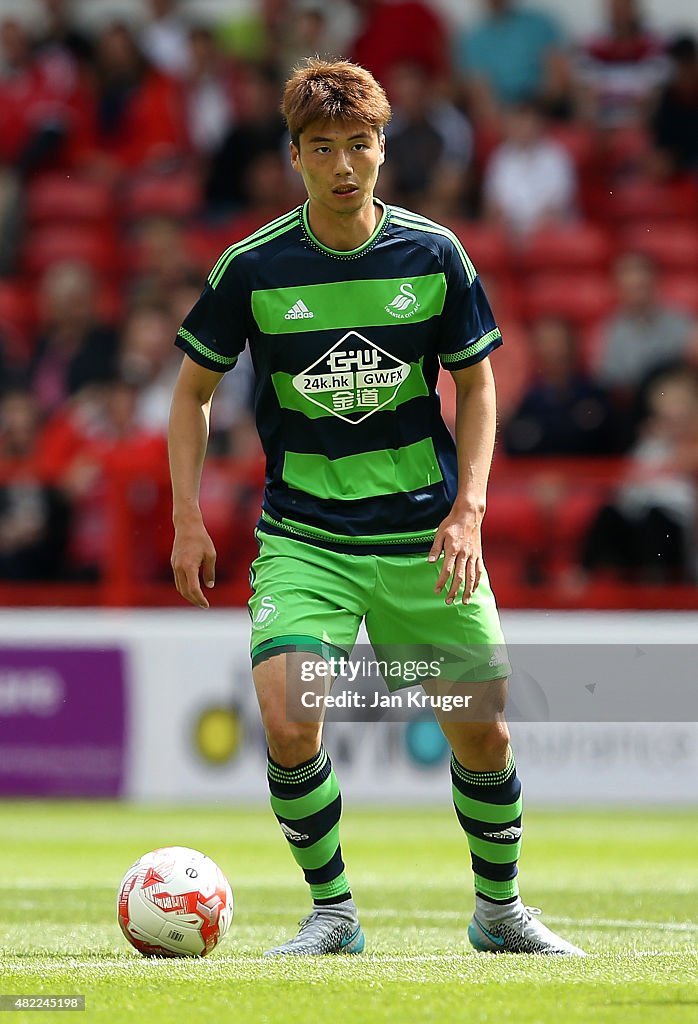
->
xmin=282 ymin=57 xmax=392 ymax=146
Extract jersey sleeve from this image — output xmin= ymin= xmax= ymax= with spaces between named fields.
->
xmin=174 ymin=259 xmax=250 ymax=373
xmin=437 ymin=240 xmax=502 ymax=371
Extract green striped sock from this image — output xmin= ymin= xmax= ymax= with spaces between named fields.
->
xmin=267 ymin=746 xmax=351 ymax=904
xmin=450 ymin=749 xmax=522 ymax=902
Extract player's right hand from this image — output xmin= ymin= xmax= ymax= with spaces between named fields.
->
xmin=171 ymin=520 xmax=217 ymax=608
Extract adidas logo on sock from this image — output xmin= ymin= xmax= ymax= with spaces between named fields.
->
xmin=280 ymin=822 xmax=310 ymax=842
xmin=482 ymin=826 xmax=522 ymax=840
xmin=285 ymin=299 xmax=314 ymax=320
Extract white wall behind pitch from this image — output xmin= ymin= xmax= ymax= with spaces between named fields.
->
xmin=1 ymin=609 xmax=696 ymax=805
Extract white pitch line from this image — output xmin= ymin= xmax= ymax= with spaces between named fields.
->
xmin=2 ymin=952 xmax=693 ymax=971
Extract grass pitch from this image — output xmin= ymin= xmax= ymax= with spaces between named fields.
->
xmin=0 ymin=803 xmax=696 ymax=1023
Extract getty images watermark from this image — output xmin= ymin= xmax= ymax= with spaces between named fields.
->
xmin=299 ymin=655 xmax=475 ymax=712
xmin=282 ymin=643 xmax=698 ymax=723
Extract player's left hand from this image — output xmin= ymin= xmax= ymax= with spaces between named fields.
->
xmin=428 ymin=510 xmax=483 ymax=604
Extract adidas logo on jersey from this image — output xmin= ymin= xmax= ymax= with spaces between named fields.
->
xmin=482 ymin=827 xmax=522 ymax=841
xmin=280 ymin=822 xmax=310 ymax=842
xmin=285 ymin=299 xmax=314 ymax=320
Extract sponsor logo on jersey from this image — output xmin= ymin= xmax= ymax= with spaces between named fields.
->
xmin=280 ymin=822 xmax=310 ymax=842
xmin=482 ymin=827 xmax=522 ymax=840
xmin=292 ymin=330 xmax=410 ymax=424
xmin=254 ymin=596 xmax=279 ymax=626
xmin=385 ymin=282 xmax=421 ymax=319
xmin=285 ymin=299 xmax=314 ymax=320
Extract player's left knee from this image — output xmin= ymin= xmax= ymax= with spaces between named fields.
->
xmin=450 ymin=722 xmax=510 ymax=766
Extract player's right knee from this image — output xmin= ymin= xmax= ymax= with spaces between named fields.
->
xmin=265 ymin=722 xmax=322 ymax=768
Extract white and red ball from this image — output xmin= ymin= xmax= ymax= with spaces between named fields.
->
xmin=117 ymin=847 xmax=233 ymax=957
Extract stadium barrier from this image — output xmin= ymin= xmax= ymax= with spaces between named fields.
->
xmin=1 ymin=456 xmax=697 ymax=610
xmin=0 ymin=609 xmax=696 ymax=804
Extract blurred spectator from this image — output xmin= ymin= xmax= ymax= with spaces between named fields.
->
xmin=349 ymin=0 xmax=450 ymax=88
xmin=0 ymin=12 xmax=92 ymax=261
xmin=483 ymin=101 xmax=576 ymax=236
xmin=0 ymin=17 xmax=80 ymax=172
xmin=580 ymin=366 xmax=698 ymax=582
xmin=28 ymin=262 xmax=118 ymax=417
xmin=455 ymin=0 xmax=569 ymax=121
xmin=140 ymin=0 xmax=190 ymax=78
xmin=596 ymin=252 xmax=694 ymax=394
xmin=574 ymin=0 xmax=667 ymax=126
xmin=40 ymin=381 xmax=167 ymax=579
xmin=504 ymin=317 xmax=617 ymax=456
xmin=277 ymin=1 xmax=358 ymax=79
xmin=183 ymin=25 xmax=239 ymax=157
xmin=205 ymin=63 xmax=288 ymax=214
xmin=382 ymin=62 xmax=472 ymax=218
xmin=34 ymin=0 xmax=93 ymax=67
xmin=130 ymin=218 xmax=201 ymax=308
xmin=119 ymin=304 xmax=181 ymax=434
xmin=89 ymin=21 xmax=186 ymax=172
xmin=0 ymin=389 xmax=69 ymax=580
xmin=649 ymin=34 xmax=698 ymax=178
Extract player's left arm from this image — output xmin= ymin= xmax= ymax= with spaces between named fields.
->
xmin=429 ymin=357 xmax=496 ymax=604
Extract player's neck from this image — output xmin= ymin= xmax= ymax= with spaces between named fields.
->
xmin=305 ymin=197 xmax=380 ymax=252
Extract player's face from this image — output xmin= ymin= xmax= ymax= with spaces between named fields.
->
xmin=290 ymin=119 xmax=385 ymax=217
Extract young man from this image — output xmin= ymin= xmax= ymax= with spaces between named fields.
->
xmin=169 ymin=58 xmax=584 ymax=957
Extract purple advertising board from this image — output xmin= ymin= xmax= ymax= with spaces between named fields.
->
xmin=0 ymin=648 xmax=126 ymax=797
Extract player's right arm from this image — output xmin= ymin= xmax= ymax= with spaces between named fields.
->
xmin=168 ymin=355 xmax=224 ymax=608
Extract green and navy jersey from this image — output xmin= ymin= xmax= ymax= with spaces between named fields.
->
xmin=175 ymin=200 xmax=502 ymax=554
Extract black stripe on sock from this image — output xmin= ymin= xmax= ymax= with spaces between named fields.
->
xmin=453 ymin=807 xmax=522 ymax=842
xmin=451 ymin=771 xmax=521 ymax=806
xmin=274 ymin=794 xmax=342 ymax=849
xmin=313 ymin=892 xmax=353 ymax=907
xmin=267 ymin=753 xmax=332 ymax=799
xmin=476 ymin=893 xmax=518 ymax=906
xmin=471 ymin=853 xmax=519 ymax=882
xmin=303 ymin=847 xmax=345 ymax=886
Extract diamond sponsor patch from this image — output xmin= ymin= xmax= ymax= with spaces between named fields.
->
xmin=292 ymin=330 xmax=410 ymax=424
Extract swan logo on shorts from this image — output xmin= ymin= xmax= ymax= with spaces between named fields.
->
xmin=254 ymin=596 xmax=279 ymax=627
xmin=385 ymin=282 xmax=421 ymax=319
xmin=292 ymin=330 xmax=410 ymax=424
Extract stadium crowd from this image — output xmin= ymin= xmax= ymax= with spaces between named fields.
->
xmin=1 ymin=0 xmax=698 ymax=594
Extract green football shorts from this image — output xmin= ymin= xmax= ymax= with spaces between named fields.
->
xmin=248 ymin=531 xmax=510 ymax=690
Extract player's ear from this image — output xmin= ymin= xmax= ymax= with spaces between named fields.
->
xmin=378 ymin=131 xmax=385 ymax=166
xmin=289 ymin=138 xmax=301 ymax=174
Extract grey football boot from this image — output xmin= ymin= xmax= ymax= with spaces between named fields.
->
xmin=264 ymin=899 xmax=365 ymax=956
xmin=468 ymin=899 xmax=586 ymax=956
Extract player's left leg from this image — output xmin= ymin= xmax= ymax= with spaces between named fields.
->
xmin=434 ymin=703 xmax=585 ymax=956
xmin=367 ymin=555 xmax=585 ymax=956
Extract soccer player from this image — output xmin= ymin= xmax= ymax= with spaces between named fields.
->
xmin=169 ymin=58 xmax=584 ymax=957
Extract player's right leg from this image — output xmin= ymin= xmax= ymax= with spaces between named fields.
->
xmin=253 ymin=652 xmax=364 ymax=957
xmin=247 ymin=531 xmax=369 ymax=956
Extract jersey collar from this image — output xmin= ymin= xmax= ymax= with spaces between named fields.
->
xmin=301 ymin=198 xmax=389 ymax=260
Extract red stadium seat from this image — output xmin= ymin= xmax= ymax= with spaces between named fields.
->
xmin=597 ymin=176 xmax=698 ymax=222
xmin=0 ymin=280 xmax=35 ymax=357
xmin=522 ymin=273 xmax=616 ymax=328
xmin=26 ymin=175 xmax=114 ymax=227
xmin=122 ymin=169 xmax=202 ymax=220
xmin=22 ymin=227 xmax=119 ymax=277
xmin=601 ymin=124 xmax=651 ymax=174
xmin=519 ymin=224 xmax=612 ymax=274
xmin=549 ymin=122 xmax=599 ymax=173
xmin=660 ymin=274 xmax=698 ymax=317
xmin=449 ymin=223 xmax=513 ymax=277
xmin=618 ymin=222 xmax=698 ymax=270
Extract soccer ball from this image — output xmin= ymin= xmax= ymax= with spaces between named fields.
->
xmin=117 ymin=846 xmax=233 ymax=957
